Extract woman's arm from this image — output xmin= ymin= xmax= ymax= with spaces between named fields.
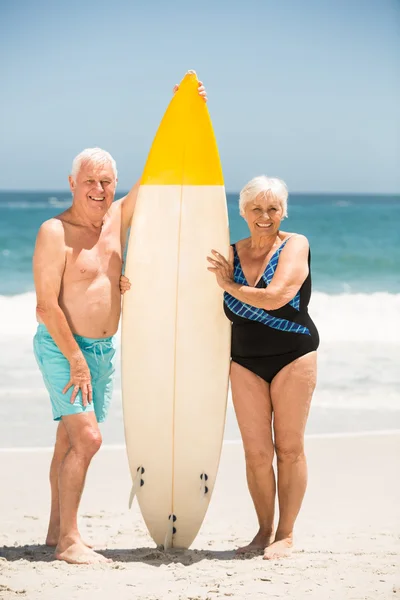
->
xmin=208 ymin=235 xmax=309 ymax=311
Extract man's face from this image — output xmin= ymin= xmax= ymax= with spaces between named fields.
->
xmin=68 ymin=160 xmax=116 ymax=218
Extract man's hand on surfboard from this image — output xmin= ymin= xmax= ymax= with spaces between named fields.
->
xmin=173 ymin=75 xmax=208 ymax=102
xmin=120 ymin=274 xmax=131 ymax=295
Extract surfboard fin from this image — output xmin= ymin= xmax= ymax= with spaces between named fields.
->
xmin=128 ymin=466 xmax=144 ymax=509
xmin=164 ymin=519 xmax=173 ymax=551
xmin=200 ymin=472 xmax=209 ymax=497
xmin=163 ymin=514 xmax=177 ymax=551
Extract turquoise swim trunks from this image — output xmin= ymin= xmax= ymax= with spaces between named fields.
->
xmin=33 ymin=324 xmax=116 ymax=422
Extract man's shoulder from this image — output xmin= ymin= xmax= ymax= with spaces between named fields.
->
xmin=37 ymin=217 xmax=66 ymax=243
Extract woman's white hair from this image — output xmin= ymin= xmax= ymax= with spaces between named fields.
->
xmin=239 ymin=176 xmax=289 ymax=218
xmin=71 ymin=147 xmax=118 ymax=181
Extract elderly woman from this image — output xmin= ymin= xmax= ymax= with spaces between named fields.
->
xmin=207 ymin=176 xmax=319 ymax=560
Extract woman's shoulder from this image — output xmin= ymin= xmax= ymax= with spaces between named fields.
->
xmin=279 ymin=233 xmax=310 ymax=261
xmin=281 ymin=232 xmax=309 ymax=247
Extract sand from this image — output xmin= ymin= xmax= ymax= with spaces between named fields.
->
xmin=0 ymin=432 xmax=399 ymax=600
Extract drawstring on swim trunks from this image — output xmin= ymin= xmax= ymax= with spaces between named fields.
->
xmin=85 ymin=340 xmax=112 ymax=364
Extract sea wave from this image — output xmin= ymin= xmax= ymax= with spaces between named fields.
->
xmin=0 ymin=292 xmax=399 ymax=417
xmin=0 ymin=291 xmax=399 ymax=342
xmin=309 ymin=292 xmax=400 ymax=342
xmin=0 ymin=198 xmax=72 ymax=209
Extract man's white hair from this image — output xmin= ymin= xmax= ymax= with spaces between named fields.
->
xmin=71 ymin=148 xmax=118 ymax=181
xmin=239 ymin=176 xmax=289 ymax=218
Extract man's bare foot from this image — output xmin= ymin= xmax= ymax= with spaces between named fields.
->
xmin=55 ymin=540 xmax=111 ymax=565
xmin=236 ymin=530 xmax=274 ymax=556
xmin=46 ymin=533 xmax=93 ymax=549
xmin=263 ymin=536 xmax=293 ymax=560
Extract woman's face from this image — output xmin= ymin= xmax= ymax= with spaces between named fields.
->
xmin=242 ymin=191 xmax=283 ymax=238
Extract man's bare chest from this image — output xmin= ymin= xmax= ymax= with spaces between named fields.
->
xmin=64 ymin=228 xmax=122 ymax=283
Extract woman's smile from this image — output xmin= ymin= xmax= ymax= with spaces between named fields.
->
xmin=255 ymin=222 xmax=273 ymax=229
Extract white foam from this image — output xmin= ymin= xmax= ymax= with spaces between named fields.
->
xmin=1 ymin=291 xmax=399 ymax=342
xmin=0 ymin=292 xmax=37 ymax=336
xmin=310 ymin=291 xmax=400 ymax=342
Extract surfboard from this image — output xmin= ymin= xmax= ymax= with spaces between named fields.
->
xmin=121 ymin=71 xmax=231 ymax=549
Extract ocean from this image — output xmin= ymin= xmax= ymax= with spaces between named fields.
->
xmin=1 ymin=191 xmax=399 ymax=448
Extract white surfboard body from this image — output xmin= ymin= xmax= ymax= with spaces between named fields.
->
xmin=122 ymin=72 xmax=231 ymax=549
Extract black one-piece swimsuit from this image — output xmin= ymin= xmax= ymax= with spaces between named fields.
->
xmin=223 ymin=238 xmax=319 ymax=383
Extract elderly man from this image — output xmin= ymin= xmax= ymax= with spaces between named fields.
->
xmin=33 ymin=78 xmax=207 ymax=564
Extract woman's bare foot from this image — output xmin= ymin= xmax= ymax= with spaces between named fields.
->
xmin=236 ymin=529 xmax=274 ymax=556
xmin=263 ymin=535 xmax=293 ymax=560
xmin=55 ymin=539 xmax=110 ymax=565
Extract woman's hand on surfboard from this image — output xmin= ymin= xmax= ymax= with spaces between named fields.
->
xmin=173 ymin=81 xmax=208 ymax=102
xmin=207 ymin=247 xmax=234 ymax=289
xmin=120 ymin=274 xmax=131 ymax=295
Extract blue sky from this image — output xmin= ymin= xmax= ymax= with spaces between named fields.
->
xmin=0 ymin=0 xmax=399 ymax=193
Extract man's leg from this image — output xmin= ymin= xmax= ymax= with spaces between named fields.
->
xmin=46 ymin=421 xmax=70 ymax=546
xmin=46 ymin=422 xmax=94 ymax=548
xmin=55 ymin=411 xmax=110 ymax=564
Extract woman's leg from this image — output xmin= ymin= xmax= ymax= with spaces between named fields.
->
xmin=230 ymin=361 xmax=276 ymax=553
xmin=265 ymin=351 xmax=317 ymax=559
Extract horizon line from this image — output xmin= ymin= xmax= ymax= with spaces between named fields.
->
xmin=1 ymin=189 xmax=400 ymax=197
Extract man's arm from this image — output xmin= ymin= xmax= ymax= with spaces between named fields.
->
xmin=33 ymin=219 xmax=92 ymax=404
xmin=119 ymin=178 xmax=141 ymax=237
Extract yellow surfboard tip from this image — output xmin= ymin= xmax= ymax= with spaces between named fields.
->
xmin=182 ymin=70 xmax=198 ymax=83
xmin=141 ymin=70 xmax=224 ymax=186
xmin=175 ymin=70 xmax=200 ymax=96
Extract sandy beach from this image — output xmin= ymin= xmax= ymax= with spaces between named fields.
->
xmin=1 ymin=1 xmax=399 ymax=598
xmin=0 ymin=432 xmax=399 ymax=600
